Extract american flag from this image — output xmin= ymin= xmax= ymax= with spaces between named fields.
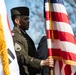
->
xmin=44 ymin=0 xmax=76 ymax=75
xmin=0 ymin=0 xmax=20 ymax=75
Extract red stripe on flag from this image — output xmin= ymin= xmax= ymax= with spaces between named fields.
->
xmin=48 ymin=48 xmax=76 ymax=61
xmin=46 ymin=30 xmax=51 ymax=38
xmin=48 ymin=48 xmax=53 ymax=56
xmin=52 ymin=12 xmax=70 ymax=24
xmin=64 ymin=65 xmax=71 ymax=75
xmin=45 ymin=11 xmax=50 ymax=20
xmin=48 ymin=48 xmax=61 ymax=56
xmin=46 ymin=30 xmax=75 ymax=44
xmin=45 ymin=11 xmax=70 ymax=24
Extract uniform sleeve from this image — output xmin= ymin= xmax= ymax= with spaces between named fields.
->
xmin=13 ymin=35 xmax=41 ymax=69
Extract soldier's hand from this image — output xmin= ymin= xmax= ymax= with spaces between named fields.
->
xmin=48 ymin=57 xmax=54 ymax=67
xmin=40 ymin=57 xmax=54 ymax=67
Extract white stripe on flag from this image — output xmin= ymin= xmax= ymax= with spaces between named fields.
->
xmin=47 ymin=39 xmax=76 ymax=54
xmin=53 ymin=22 xmax=74 ymax=35
xmin=51 ymin=3 xmax=67 ymax=15
xmin=45 ymin=2 xmax=50 ymax=11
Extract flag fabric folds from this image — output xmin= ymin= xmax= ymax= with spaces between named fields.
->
xmin=0 ymin=0 xmax=20 ymax=75
xmin=44 ymin=0 xmax=76 ymax=75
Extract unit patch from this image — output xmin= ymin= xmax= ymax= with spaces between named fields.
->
xmin=14 ymin=43 xmax=21 ymax=51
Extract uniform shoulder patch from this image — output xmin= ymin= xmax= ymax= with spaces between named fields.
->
xmin=14 ymin=43 xmax=21 ymax=51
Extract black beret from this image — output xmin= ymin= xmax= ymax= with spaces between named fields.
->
xmin=11 ymin=7 xmax=29 ymax=16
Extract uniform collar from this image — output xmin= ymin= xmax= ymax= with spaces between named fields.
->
xmin=13 ymin=26 xmax=27 ymax=35
xmin=13 ymin=26 xmax=21 ymax=34
xmin=20 ymin=28 xmax=27 ymax=35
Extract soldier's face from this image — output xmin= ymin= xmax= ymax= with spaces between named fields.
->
xmin=19 ymin=15 xmax=29 ymax=30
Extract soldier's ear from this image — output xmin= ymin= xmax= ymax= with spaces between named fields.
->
xmin=15 ymin=18 xmax=20 ymax=26
xmin=15 ymin=18 xmax=19 ymax=24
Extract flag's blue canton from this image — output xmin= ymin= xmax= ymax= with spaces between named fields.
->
xmin=44 ymin=0 xmax=48 ymax=3
xmin=44 ymin=0 xmax=64 ymax=4
xmin=51 ymin=0 xmax=64 ymax=4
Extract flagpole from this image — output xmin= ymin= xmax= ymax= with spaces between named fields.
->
xmin=44 ymin=0 xmax=54 ymax=75
xmin=48 ymin=0 xmax=54 ymax=42
xmin=48 ymin=0 xmax=54 ymax=75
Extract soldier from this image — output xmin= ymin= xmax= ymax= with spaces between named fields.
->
xmin=10 ymin=6 xmax=54 ymax=75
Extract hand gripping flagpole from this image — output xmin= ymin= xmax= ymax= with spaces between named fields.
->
xmin=44 ymin=0 xmax=54 ymax=75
